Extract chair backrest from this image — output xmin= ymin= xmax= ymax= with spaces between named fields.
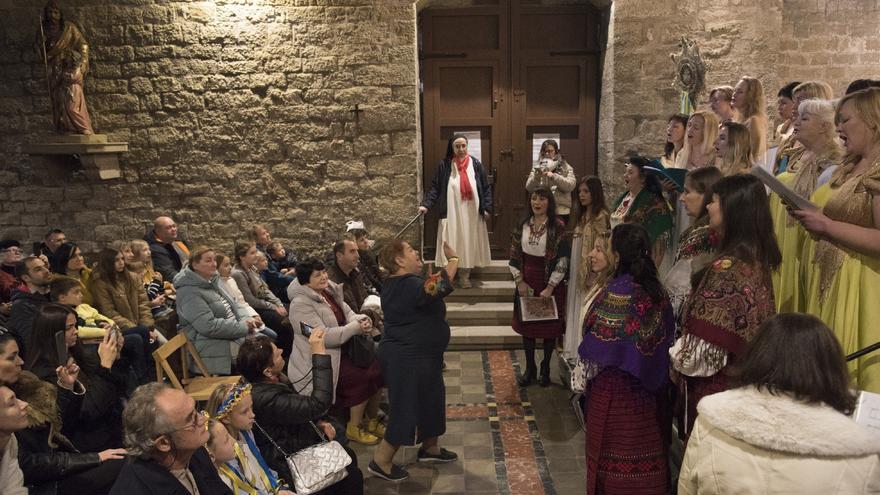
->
xmin=152 ymin=332 xmax=213 ymax=389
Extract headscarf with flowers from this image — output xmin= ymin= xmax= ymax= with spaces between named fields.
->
xmin=579 ymin=274 xmax=675 ymax=393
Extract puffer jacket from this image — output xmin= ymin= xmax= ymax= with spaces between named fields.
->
xmin=12 ymin=371 xmax=102 ymax=495
xmin=250 ymin=354 xmax=334 ymax=485
xmin=286 ymin=279 xmax=363 ymax=400
xmin=173 ymin=268 xmax=251 ymax=375
xmin=679 ymin=386 xmax=880 ymax=494
xmin=90 ymin=270 xmax=154 ymax=330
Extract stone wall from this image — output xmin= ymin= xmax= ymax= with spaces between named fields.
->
xmin=0 ymin=0 xmax=421 ymax=257
xmin=597 ymin=0 xmax=880 ymax=195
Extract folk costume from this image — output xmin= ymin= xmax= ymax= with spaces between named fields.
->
xmin=579 ymin=274 xmax=675 ymax=495
xmin=509 ymin=217 xmax=570 ymax=384
xmin=609 ymin=189 xmax=673 ymax=268
xmin=802 ymin=159 xmax=880 ymax=392
xmin=562 ymin=210 xmax=610 ymax=361
xmin=662 ymin=222 xmax=716 ymax=318
xmin=769 ymin=146 xmax=839 ymax=312
xmin=422 ymin=155 xmax=492 ymax=269
xmin=671 ymin=256 xmax=776 ymax=438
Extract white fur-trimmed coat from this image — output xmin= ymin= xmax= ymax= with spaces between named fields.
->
xmin=679 ymin=386 xmax=880 ymax=494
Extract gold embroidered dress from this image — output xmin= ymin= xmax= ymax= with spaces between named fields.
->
xmin=801 ymin=160 xmax=880 ymax=392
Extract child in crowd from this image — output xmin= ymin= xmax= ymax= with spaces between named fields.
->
xmin=50 ymin=276 xmax=113 ymax=339
xmin=265 ymin=242 xmax=296 ymax=274
xmin=216 ymin=253 xmax=278 ymax=341
xmin=207 ymin=381 xmax=293 ymax=495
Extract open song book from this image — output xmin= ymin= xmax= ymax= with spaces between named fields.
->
xmin=750 ymin=166 xmax=818 ymax=211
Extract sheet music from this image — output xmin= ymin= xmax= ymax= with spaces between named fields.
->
xmin=854 ymin=390 xmax=880 ymax=434
xmin=532 ymin=133 xmax=560 ymax=163
xmin=455 ymin=130 xmax=482 ymax=162
xmin=750 ymin=166 xmax=817 ymax=210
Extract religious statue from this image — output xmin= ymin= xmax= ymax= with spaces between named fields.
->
xmin=38 ymin=1 xmax=93 ymax=135
xmin=670 ymin=37 xmax=708 ymax=113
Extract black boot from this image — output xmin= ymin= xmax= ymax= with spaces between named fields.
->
xmin=539 ymin=338 xmax=554 ymax=387
xmin=517 ymin=338 xmax=537 ymax=387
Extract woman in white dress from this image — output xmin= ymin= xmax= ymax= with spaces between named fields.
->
xmin=420 ymin=134 xmax=492 ymax=288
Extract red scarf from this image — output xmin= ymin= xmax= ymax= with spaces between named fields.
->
xmin=454 ymin=155 xmax=474 ymax=201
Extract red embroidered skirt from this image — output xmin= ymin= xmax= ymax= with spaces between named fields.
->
xmin=678 ymin=372 xmax=729 ymax=443
xmin=335 ymin=354 xmax=384 ymax=408
xmin=512 ymin=253 xmax=566 ymax=339
xmin=586 ymin=368 xmax=670 ymax=495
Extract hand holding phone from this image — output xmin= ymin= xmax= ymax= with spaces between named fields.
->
xmin=300 ymin=321 xmax=314 ymax=337
xmin=54 ymin=331 xmax=69 ymax=367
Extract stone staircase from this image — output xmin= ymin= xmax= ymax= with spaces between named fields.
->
xmin=440 ymin=260 xmax=522 ymax=350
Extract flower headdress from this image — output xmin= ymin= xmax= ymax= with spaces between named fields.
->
xmin=213 ymin=380 xmax=252 ymax=420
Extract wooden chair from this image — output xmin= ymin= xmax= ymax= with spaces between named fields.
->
xmin=152 ymin=332 xmax=241 ymax=402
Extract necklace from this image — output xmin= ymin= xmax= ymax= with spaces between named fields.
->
xmin=528 ymin=217 xmax=547 ymax=246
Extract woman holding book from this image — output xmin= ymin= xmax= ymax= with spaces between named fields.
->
xmin=509 ymin=188 xmax=570 ymax=387
xmin=793 ymin=87 xmax=880 ymax=393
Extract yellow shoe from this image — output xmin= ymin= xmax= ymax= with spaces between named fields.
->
xmin=367 ymin=418 xmax=386 ymax=438
xmin=346 ymin=423 xmax=380 ymax=445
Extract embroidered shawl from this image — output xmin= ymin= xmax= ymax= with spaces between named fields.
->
xmin=579 ymin=274 xmax=675 ymax=393
xmin=674 ymin=223 xmax=716 ymax=264
xmin=509 ymin=217 xmax=570 ymax=282
xmin=611 ymin=188 xmax=673 ymax=246
xmin=679 ymin=256 xmax=776 ymax=369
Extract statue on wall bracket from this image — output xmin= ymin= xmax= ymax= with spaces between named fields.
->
xmin=670 ymin=37 xmax=708 ymax=115
xmin=38 ymin=0 xmax=93 ymax=135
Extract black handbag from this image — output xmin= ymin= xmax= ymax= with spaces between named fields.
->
xmin=345 ymin=334 xmax=376 ymax=368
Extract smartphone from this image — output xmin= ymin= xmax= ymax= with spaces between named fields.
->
xmin=108 ymin=325 xmax=120 ymax=342
xmin=54 ymin=331 xmax=69 ymax=367
xmin=300 ymin=322 xmax=314 ymax=337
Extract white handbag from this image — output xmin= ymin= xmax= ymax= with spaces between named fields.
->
xmin=254 ymin=421 xmax=352 ymax=495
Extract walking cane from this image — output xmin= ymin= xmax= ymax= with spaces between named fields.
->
xmin=847 ymin=341 xmax=880 ymax=362
xmin=394 ymin=213 xmax=422 ymax=239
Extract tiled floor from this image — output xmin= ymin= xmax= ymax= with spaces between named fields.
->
xmin=351 ymin=350 xmax=586 ymax=494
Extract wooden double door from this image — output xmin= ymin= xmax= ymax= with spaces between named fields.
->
xmin=419 ymin=0 xmax=600 ymax=257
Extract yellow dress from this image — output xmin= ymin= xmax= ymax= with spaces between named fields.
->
xmin=801 ymin=161 xmax=880 ymax=392
xmin=769 ymin=171 xmax=804 ymax=312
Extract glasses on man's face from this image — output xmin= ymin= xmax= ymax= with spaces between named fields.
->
xmin=2 ymin=248 xmax=22 ymax=255
xmin=172 ymin=410 xmax=209 ymax=433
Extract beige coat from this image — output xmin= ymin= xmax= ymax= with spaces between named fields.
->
xmin=90 ymin=271 xmax=154 ymax=330
xmin=679 ymin=386 xmax=880 ymax=494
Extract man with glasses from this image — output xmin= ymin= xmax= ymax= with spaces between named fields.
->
xmin=0 ymin=240 xmax=26 ymax=317
xmin=7 ymin=257 xmax=53 ymax=355
xmin=110 ymin=383 xmax=231 ymax=494
xmin=34 ymin=228 xmax=66 ymax=268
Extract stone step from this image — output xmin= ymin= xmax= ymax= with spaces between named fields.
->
xmin=446 ymin=301 xmax=513 ymax=326
xmin=446 ymin=280 xmax=515 ymax=303
xmin=448 ymin=325 xmax=522 ymax=350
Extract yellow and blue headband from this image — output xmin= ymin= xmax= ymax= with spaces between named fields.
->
xmin=214 ymin=381 xmax=252 ymax=420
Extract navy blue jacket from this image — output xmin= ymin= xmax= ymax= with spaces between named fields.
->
xmin=422 ymin=156 xmax=493 ymax=218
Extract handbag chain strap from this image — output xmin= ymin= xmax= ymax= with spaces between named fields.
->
xmin=253 ymin=420 xmax=328 ymax=460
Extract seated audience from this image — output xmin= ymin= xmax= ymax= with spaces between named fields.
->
xmin=49 ymin=242 xmax=93 ymax=305
xmin=678 ymin=313 xmax=880 ymax=494
xmin=0 ymin=383 xmax=28 ymax=495
xmin=0 ymin=331 xmax=126 ymax=495
xmin=732 ymin=76 xmax=768 ymax=163
xmin=144 ymin=215 xmax=190 ymax=283
xmin=215 ymin=253 xmax=277 ymax=342
xmin=265 ymin=241 xmax=296 ymax=274
xmin=255 ymin=249 xmax=292 ymax=306
xmin=89 ymin=248 xmax=160 ymax=370
xmin=50 ymin=276 xmax=149 ymax=386
xmin=327 ymin=238 xmax=383 ymax=330
xmin=708 ymin=85 xmax=736 ymax=123
xmin=0 ymin=240 xmax=26 ymax=315
xmin=34 ymin=228 xmax=66 ymax=269
xmin=24 ymin=304 xmax=127 ymax=453
xmin=206 ymin=380 xmax=292 ymax=494
xmin=345 ymin=222 xmax=384 ymax=294
xmin=7 ymin=256 xmax=53 ymax=355
xmin=579 ymin=224 xmax=675 ymax=495
xmin=127 ymin=240 xmax=174 ymax=320
xmin=110 ymin=383 xmax=231 ymax=494
xmin=714 ymin=121 xmax=753 ymax=175
xmin=251 ymin=224 xmax=299 ymax=274
xmin=671 ymin=174 xmax=780 ymax=439
xmin=288 ymin=258 xmax=385 ymax=445
xmin=232 ymin=242 xmax=292 ymax=359
xmin=237 ymin=334 xmax=363 ymax=494
xmin=174 ymin=246 xmax=258 ymax=376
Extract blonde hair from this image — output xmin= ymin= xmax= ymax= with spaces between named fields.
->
xmin=676 ymin=110 xmax=720 ymax=168
xmin=831 ymin=88 xmax=880 ymax=183
xmin=128 ymin=239 xmax=157 ymax=283
xmin=719 ymin=121 xmax=753 ymax=175
xmin=797 ymin=99 xmax=839 ymax=146
xmin=588 ymin=231 xmax=615 ymax=293
xmin=793 ymin=80 xmax=834 ymax=102
xmin=736 ymin=76 xmax=767 ymax=121
xmin=710 ymin=85 xmax=734 ymax=101
xmin=188 ymin=246 xmax=215 ymax=269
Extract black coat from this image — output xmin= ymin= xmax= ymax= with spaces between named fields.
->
xmin=250 ymin=353 xmax=334 ymax=484
xmin=422 ymin=156 xmax=493 ymax=218
xmin=108 ymin=448 xmax=231 ymax=495
xmin=143 ymin=231 xmax=190 ymax=283
xmin=7 ymin=289 xmax=51 ymax=357
xmin=13 ymin=371 xmax=102 ymax=495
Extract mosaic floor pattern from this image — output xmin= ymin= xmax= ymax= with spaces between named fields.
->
xmin=351 ymin=350 xmax=587 ymax=494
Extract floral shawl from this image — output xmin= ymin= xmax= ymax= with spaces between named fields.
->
xmin=678 ymin=256 xmax=776 ymax=370
xmin=674 ymin=223 xmax=716 ymax=264
xmin=611 ymin=188 xmax=673 ymax=261
xmin=579 ymin=274 xmax=675 ymax=393
xmin=509 ymin=217 xmax=570 ymax=282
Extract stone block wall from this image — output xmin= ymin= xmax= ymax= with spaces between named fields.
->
xmin=0 ymin=0 xmax=421 ymax=257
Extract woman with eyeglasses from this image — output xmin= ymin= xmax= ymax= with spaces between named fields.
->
xmin=0 ymin=327 xmax=126 ymax=495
